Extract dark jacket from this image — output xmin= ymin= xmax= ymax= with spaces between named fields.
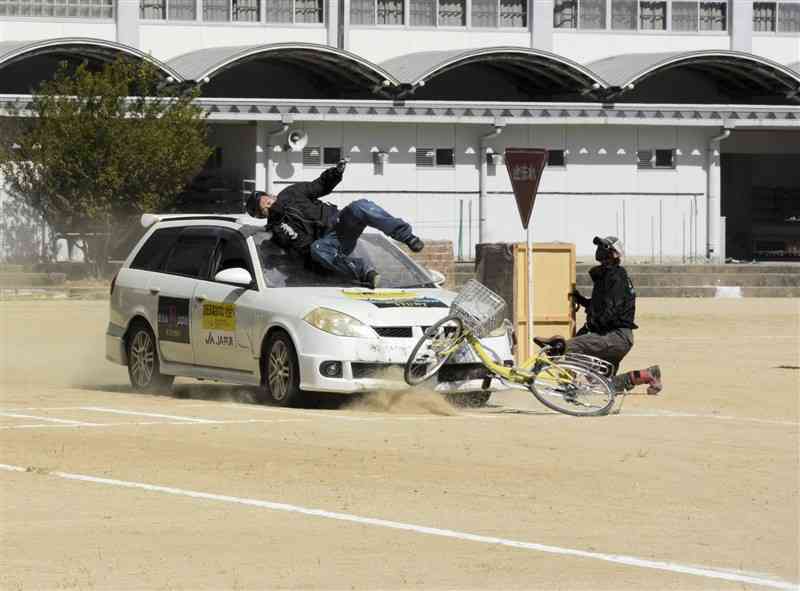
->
xmin=269 ymin=167 xmax=342 ymax=252
xmin=581 ymin=264 xmax=638 ymax=334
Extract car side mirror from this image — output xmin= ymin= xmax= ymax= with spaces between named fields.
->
xmin=428 ymin=268 xmax=446 ymax=287
xmin=214 ymin=267 xmax=253 ymax=287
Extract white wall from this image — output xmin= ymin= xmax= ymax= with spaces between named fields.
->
xmin=751 ymin=35 xmax=800 ymax=67
xmin=139 ymin=25 xmax=328 ymax=60
xmin=263 ymin=121 xmax=716 ymax=260
xmin=0 ymin=21 xmax=116 ymax=41
xmin=553 ymin=32 xmax=730 ymax=64
xmin=348 ymin=28 xmax=530 ymax=62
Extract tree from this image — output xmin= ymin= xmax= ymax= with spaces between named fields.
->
xmin=0 ymin=57 xmax=211 ymax=275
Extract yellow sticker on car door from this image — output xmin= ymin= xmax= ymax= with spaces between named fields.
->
xmin=202 ymin=302 xmax=236 ymax=331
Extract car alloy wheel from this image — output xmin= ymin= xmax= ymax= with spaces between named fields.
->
xmin=268 ymin=339 xmax=292 ymax=401
xmin=130 ymin=330 xmax=155 ymax=387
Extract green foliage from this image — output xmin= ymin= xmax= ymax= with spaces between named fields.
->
xmin=0 ymin=57 xmax=211 ymax=272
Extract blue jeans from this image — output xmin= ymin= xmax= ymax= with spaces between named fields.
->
xmin=309 ymin=199 xmax=414 ymax=282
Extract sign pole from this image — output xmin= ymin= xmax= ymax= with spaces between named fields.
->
xmin=526 ymin=223 xmax=534 ymax=351
xmin=504 ymin=148 xmax=547 ymax=357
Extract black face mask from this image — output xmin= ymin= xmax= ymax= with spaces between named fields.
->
xmin=595 ymin=242 xmax=613 ymax=263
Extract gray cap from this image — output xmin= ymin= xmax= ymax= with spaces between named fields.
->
xmin=593 ymin=235 xmax=625 ymax=257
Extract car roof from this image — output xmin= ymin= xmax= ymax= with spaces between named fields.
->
xmin=140 ymin=213 xmax=267 ymax=230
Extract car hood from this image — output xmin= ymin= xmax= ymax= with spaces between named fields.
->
xmin=262 ymin=287 xmax=457 ymax=326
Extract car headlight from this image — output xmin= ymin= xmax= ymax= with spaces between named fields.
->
xmin=303 ymin=307 xmax=376 ymax=338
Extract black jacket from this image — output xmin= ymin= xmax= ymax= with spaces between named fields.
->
xmin=580 ymin=264 xmax=638 ymax=334
xmin=269 ymin=167 xmax=342 ymax=252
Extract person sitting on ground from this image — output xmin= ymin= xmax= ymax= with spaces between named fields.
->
xmin=246 ymin=159 xmax=424 ymax=290
xmin=540 ymin=235 xmax=662 ymax=395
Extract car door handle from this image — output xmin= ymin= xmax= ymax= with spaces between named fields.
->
xmin=196 ymin=294 xmax=207 ymax=302
xmin=149 ymin=287 xmax=160 ymax=295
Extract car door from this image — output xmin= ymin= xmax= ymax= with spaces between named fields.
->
xmin=151 ymin=226 xmax=220 ymax=366
xmin=192 ymin=229 xmax=260 ymax=372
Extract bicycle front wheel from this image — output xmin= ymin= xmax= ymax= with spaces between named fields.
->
xmin=530 ymin=362 xmax=615 ymax=417
xmin=404 ymin=315 xmax=464 ymax=386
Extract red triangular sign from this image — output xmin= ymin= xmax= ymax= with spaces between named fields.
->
xmin=504 ymin=148 xmax=548 ymax=229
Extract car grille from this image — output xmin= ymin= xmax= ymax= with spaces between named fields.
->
xmin=373 ymin=326 xmax=413 ymax=338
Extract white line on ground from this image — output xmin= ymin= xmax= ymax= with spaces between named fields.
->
xmin=0 ymin=411 xmax=99 ymax=426
xmin=78 ymin=406 xmax=218 ymax=423
xmin=637 ymin=336 xmax=798 ymax=341
xmin=0 ymin=418 xmax=307 ymax=430
xmin=0 ymin=463 xmax=795 ymax=591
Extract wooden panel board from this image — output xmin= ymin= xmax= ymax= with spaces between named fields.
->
xmin=512 ymin=243 xmax=576 ymax=364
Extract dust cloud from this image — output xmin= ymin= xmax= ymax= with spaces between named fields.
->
xmin=343 ymin=366 xmax=459 ymax=416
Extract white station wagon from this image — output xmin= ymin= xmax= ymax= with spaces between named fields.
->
xmin=106 ymin=214 xmax=514 ymax=407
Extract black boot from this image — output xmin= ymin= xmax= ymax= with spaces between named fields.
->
xmin=405 ymin=236 xmax=424 ymax=253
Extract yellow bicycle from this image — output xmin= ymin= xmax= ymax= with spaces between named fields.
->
xmin=404 ymin=280 xmax=617 ymax=417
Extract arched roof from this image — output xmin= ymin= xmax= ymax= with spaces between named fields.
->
xmin=382 ymin=47 xmax=606 ymax=90
xmin=789 ymin=62 xmax=800 ymax=75
xmin=0 ymin=38 xmax=182 ymax=81
xmin=168 ymin=43 xmax=399 ymax=90
xmin=590 ymin=50 xmax=800 ymax=97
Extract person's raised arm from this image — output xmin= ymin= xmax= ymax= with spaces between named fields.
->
xmin=300 ymin=161 xmax=346 ymax=201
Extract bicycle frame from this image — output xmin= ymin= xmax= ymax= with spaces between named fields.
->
xmin=459 ymin=332 xmax=576 ymax=387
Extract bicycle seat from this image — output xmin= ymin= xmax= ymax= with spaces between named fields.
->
xmin=533 ymin=336 xmax=566 ymax=356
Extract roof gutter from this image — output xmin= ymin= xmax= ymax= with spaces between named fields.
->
xmin=478 ymin=120 xmax=506 ymax=246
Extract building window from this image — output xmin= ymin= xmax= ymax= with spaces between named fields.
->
xmin=141 ymin=0 xmax=194 ymax=18
xmin=554 ymin=0 xmax=606 ymax=28
xmin=416 ymin=148 xmax=454 ymax=167
xmin=407 ymin=0 xmax=465 ymax=24
xmin=639 ymin=0 xmax=666 ymax=28
xmin=202 ymin=0 xmax=260 ymax=20
xmin=638 ymin=149 xmax=676 ymax=169
xmin=547 ymin=149 xmax=567 ymax=167
xmin=672 ymin=0 xmax=727 ymax=30
xmin=472 ymin=0 xmax=526 ymax=26
xmin=351 ymin=0 xmax=404 ymax=24
xmin=264 ymin=0 xmax=323 ymax=22
xmin=755 ymin=0 xmax=800 ymax=31
xmin=303 ymin=146 xmax=342 ymax=166
xmin=0 ymin=0 xmax=113 ymax=17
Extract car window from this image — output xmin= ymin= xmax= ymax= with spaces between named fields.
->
xmin=130 ymin=227 xmax=182 ymax=271
xmin=255 ymin=232 xmax=434 ymax=289
xmin=211 ymin=233 xmax=254 ymax=279
xmin=163 ymin=230 xmax=219 ymax=279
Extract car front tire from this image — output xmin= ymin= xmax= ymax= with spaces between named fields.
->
xmin=260 ymin=330 xmax=306 ymax=407
xmin=126 ymin=320 xmax=174 ymax=393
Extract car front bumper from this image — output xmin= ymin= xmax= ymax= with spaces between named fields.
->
xmin=293 ymin=322 xmax=513 ymax=394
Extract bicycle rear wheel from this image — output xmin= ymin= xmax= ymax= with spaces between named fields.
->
xmin=530 ymin=362 xmax=615 ymax=417
xmin=404 ymin=315 xmax=464 ymax=386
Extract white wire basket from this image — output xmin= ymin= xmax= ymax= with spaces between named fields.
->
xmin=550 ymin=353 xmax=615 ymax=378
xmin=450 ymin=279 xmax=507 ymax=338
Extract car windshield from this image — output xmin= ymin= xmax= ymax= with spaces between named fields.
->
xmin=254 ymin=232 xmax=436 ymax=289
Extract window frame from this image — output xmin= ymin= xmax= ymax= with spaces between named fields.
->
xmin=351 ymin=0 xmax=527 ymax=28
xmin=208 ymin=230 xmax=259 ymax=289
xmin=139 ymin=0 xmax=326 ymax=22
xmin=302 ymin=145 xmax=343 ymax=167
xmin=554 ymin=0 xmax=730 ymax=31
xmin=752 ymin=0 xmax=800 ymax=33
xmin=547 ymin=149 xmax=567 ymax=168
xmin=0 ymin=0 xmax=114 ymax=18
xmin=415 ymin=147 xmax=456 ymax=168
xmin=637 ymin=148 xmax=677 ymax=170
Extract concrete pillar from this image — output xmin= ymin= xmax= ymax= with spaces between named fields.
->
xmin=730 ymin=0 xmax=752 ymax=52
xmin=327 ymin=0 xmax=339 ymax=47
xmin=115 ymin=0 xmax=140 ymax=48
xmin=531 ymin=0 xmax=554 ymax=51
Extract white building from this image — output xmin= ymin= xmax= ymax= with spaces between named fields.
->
xmin=0 ymin=2 xmax=798 ymax=261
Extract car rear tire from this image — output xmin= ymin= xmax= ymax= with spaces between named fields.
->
xmin=260 ymin=330 xmax=306 ymax=407
xmin=126 ymin=320 xmax=174 ymax=393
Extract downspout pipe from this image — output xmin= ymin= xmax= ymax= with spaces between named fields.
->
xmin=478 ymin=121 xmax=505 ymax=247
xmin=706 ymin=127 xmax=731 ymax=262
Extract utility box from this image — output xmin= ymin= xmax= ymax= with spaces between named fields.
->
xmin=476 ymin=242 xmax=576 ymax=364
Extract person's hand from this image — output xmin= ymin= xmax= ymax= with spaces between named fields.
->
xmin=336 ymin=158 xmax=349 ymax=173
xmin=570 ymin=289 xmax=588 ymax=308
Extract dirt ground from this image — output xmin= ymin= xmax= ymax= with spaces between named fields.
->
xmin=0 ymin=298 xmax=798 ymax=590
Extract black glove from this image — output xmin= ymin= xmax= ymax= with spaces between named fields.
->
xmin=570 ymin=289 xmax=590 ymax=309
xmin=336 ymin=158 xmax=349 ymax=173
